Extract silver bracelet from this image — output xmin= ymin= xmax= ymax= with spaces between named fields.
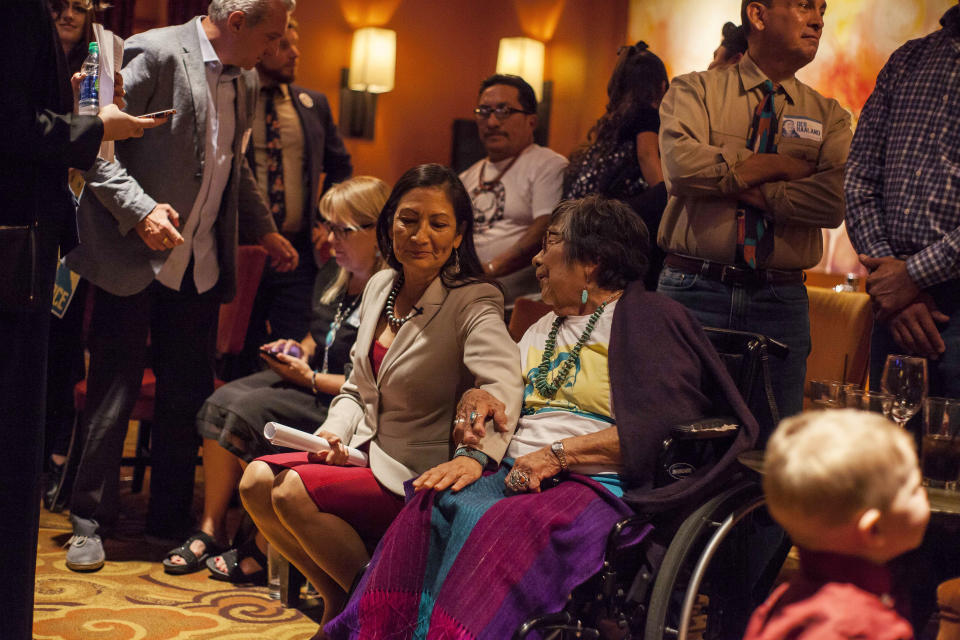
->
xmin=455 ymin=445 xmax=489 ymax=468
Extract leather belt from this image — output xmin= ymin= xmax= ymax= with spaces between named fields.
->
xmin=665 ymin=254 xmax=805 ymax=287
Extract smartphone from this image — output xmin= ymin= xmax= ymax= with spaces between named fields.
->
xmin=141 ymin=109 xmax=176 ymax=119
xmin=260 ymin=348 xmax=282 ymax=362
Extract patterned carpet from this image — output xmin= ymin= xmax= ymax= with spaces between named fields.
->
xmin=33 ymin=461 xmax=322 ymax=639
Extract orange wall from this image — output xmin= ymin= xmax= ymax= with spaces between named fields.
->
xmin=291 ymin=0 xmax=629 ymax=184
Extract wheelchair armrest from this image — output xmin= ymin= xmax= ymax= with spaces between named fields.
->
xmin=657 ymin=418 xmax=741 ymax=487
xmin=669 ymin=417 xmax=740 ymax=440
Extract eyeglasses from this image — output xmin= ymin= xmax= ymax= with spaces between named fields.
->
xmin=317 ymin=218 xmax=374 ymax=238
xmin=473 ymin=105 xmax=530 ymax=121
xmin=541 ymin=230 xmax=563 ymax=252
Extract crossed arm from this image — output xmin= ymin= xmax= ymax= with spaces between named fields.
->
xmin=658 ymin=73 xmax=849 ymax=229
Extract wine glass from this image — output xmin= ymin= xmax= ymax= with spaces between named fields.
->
xmin=881 ymin=355 xmax=928 ymax=428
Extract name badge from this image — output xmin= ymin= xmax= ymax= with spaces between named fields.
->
xmin=346 ymin=306 xmax=362 ymax=328
xmin=780 ymin=116 xmax=822 ymax=142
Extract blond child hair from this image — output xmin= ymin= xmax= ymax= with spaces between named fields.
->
xmin=764 ymin=409 xmax=917 ymax=530
xmin=317 ymin=176 xmax=390 ymax=304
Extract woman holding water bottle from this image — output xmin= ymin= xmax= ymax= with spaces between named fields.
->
xmin=239 ymin=164 xmax=522 ymax=626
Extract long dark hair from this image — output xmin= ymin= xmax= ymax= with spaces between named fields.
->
xmin=48 ymin=0 xmax=105 ymax=74
xmin=569 ymin=41 xmax=667 ymax=170
xmin=376 ymin=164 xmax=489 ymax=289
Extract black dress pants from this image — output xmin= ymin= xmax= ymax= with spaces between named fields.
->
xmin=69 ymin=276 xmax=219 ymax=538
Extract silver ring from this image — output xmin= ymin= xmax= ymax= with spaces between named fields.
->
xmin=508 ymin=468 xmax=529 ymax=491
xmin=469 ymin=410 xmax=478 ymax=422
xmin=454 ymin=416 xmax=466 ymax=424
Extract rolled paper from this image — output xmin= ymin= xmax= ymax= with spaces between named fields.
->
xmin=263 ymin=422 xmax=369 ymax=467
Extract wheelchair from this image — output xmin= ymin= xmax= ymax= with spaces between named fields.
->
xmin=514 ymin=327 xmax=790 ymax=640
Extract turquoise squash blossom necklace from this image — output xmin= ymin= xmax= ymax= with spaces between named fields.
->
xmin=533 ymin=292 xmax=621 ymax=399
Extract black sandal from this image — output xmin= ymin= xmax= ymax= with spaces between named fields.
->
xmin=162 ymin=531 xmax=224 ymax=575
xmin=205 ymin=537 xmax=268 ymax=585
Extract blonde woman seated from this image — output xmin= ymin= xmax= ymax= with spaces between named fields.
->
xmin=239 ymin=164 xmax=523 ymax=626
xmin=163 ymin=177 xmax=389 ymax=580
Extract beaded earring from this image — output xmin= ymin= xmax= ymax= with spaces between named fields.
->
xmin=580 ymin=289 xmax=588 ymax=305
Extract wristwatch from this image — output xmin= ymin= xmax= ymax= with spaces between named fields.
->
xmin=550 ymin=440 xmax=568 ymax=471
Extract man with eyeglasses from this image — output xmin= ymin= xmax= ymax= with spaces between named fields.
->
xmin=657 ymin=0 xmax=850 ymax=421
xmin=459 ymin=74 xmax=567 ymax=308
xmin=240 ymin=16 xmax=352 ymax=376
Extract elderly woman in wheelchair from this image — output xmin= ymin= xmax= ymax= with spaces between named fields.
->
xmin=325 ymin=195 xmax=759 ymax=640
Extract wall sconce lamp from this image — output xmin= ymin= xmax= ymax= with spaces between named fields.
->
xmin=495 ymin=36 xmax=552 ymax=145
xmin=496 ymin=37 xmax=544 ymax=100
xmin=340 ymin=27 xmax=396 ymax=140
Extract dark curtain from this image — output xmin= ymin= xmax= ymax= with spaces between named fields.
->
xmin=167 ymin=0 xmax=210 ymax=25
xmin=100 ymin=0 xmax=137 ymax=38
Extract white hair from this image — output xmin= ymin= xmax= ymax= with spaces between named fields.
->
xmin=208 ymin=0 xmax=295 ymax=26
xmin=764 ymin=409 xmax=917 ymax=525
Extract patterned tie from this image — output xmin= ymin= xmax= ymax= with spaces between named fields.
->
xmin=264 ymin=87 xmax=285 ymax=228
xmin=736 ymin=80 xmax=778 ymax=269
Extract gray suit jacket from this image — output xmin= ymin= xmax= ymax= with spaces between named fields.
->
xmin=66 ymin=18 xmax=276 ymax=301
xmin=321 ymin=270 xmax=523 ymax=495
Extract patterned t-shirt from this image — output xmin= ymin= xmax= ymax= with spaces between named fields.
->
xmin=506 ymin=301 xmax=619 ymax=475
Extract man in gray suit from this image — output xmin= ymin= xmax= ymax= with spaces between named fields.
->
xmin=63 ymin=0 xmax=298 ymax=571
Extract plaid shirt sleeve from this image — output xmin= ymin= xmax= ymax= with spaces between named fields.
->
xmin=906 ymin=220 xmax=960 ymax=289
xmin=844 ymin=57 xmax=897 ymax=259
xmin=845 ymin=24 xmax=960 ymax=289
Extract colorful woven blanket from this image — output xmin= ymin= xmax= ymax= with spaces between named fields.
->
xmin=326 ymin=466 xmax=637 ymax=639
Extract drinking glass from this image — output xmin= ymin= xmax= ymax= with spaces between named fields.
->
xmin=844 ymin=390 xmax=894 ymax=416
xmin=808 ymin=380 xmax=843 ymax=409
xmin=880 ymin=355 xmax=928 ymax=428
xmin=920 ymin=397 xmax=960 ymax=490
xmin=838 ymin=383 xmax=862 ymax=408
xmin=267 ymin=543 xmax=282 ymax=600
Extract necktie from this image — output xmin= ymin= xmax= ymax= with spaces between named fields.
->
xmin=264 ymin=87 xmax=285 ymax=228
xmin=736 ymin=80 xmax=778 ymax=269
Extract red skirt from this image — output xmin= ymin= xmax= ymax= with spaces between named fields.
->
xmin=259 ymin=452 xmax=405 ymax=547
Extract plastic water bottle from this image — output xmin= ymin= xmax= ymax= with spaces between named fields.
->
xmin=78 ymin=42 xmax=100 ymax=116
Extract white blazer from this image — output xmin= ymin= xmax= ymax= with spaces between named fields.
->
xmin=320 ymin=269 xmax=522 ymax=495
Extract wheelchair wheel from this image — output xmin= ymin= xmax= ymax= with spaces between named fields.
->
xmin=643 ymin=479 xmax=787 ymax=640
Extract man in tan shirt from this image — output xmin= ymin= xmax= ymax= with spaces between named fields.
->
xmin=657 ymin=0 xmax=851 ymax=420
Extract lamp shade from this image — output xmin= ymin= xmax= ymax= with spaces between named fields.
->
xmin=495 ymin=37 xmax=545 ymax=101
xmin=348 ymin=27 xmax=396 ymax=93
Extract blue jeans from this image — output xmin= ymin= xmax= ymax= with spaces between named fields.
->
xmin=657 ymin=265 xmax=810 ymax=422
xmin=869 ymin=280 xmax=960 ymax=398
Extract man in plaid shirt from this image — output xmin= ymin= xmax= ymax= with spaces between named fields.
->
xmin=845 ymin=2 xmax=959 ymax=397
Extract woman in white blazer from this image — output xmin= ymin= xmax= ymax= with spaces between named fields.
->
xmin=239 ymin=164 xmax=523 ymax=625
